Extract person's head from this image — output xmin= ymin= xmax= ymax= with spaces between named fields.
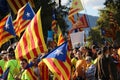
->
xmin=85 ymin=56 xmax=92 ymax=64
xmin=0 ymin=50 xmax=8 ymax=60
xmin=79 ymin=46 xmax=85 ymax=53
xmin=7 ymin=52 xmax=15 ymax=60
xmin=91 ymin=45 xmax=97 ymax=54
xmin=20 ymin=58 xmax=28 ymax=69
xmin=102 ymin=46 xmax=110 ymax=57
xmin=76 ymin=50 xmax=82 ymax=59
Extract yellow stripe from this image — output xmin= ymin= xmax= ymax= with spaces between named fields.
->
xmin=20 ymin=36 xmax=28 ymax=60
xmin=7 ymin=0 xmax=17 ymax=14
xmin=25 ymin=28 xmax=34 ymax=59
xmin=30 ymin=18 xmax=40 ymax=55
xmin=37 ymin=9 xmax=47 ymax=52
xmin=54 ymin=59 xmax=68 ymax=80
xmin=43 ymin=59 xmax=56 ymax=73
xmin=0 ymin=35 xmax=13 ymax=47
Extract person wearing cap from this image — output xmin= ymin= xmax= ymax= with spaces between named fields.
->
xmin=0 ymin=50 xmax=8 ymax=76
xmin=85 ymin=56 xmax=96 ymax=80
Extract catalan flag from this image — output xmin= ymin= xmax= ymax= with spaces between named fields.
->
xmin=68 ymin=0 xmax=83 ymax=17
xmin=0 ymin=15 xmax=14 ymax=47
xmin=7 ymin=0 xmax=35 ymax=14
xmin=15 ymin=8 xmax=47 ymax=60
xmin=43 ymin=42 xmax=71 ymax=80
xmin=57 ymin=26 xmax=64 ymax=46
xmin=4 ymin=16 xmax=16 ymax=36
xmin=68 ymin=15 xmax=76 ymax=25
xmin=38 ymin=61 xmax=49 ymax=80
xmin=80 ymin=14 xmax=88 ymax=28
xmin=15 ymin=2 xmax=35 ymax=36
xmin=23 ymin=68 xmax=37 ymax=80
xmin=68 ymin=0 xmax=83 ymax=25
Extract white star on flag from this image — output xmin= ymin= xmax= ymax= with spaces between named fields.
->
xmin=54 ymin=49 xmax=63 ymax=56
xmin=26 ymin=12 xmax=30 ymax=17
xmin=5 ymin=24 xmax=9 ymax=29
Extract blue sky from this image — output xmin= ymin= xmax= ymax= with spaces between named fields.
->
xmin=60 ymin=0 xmax=106 ymax=16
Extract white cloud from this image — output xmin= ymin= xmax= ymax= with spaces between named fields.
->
xmin=81 ymin=0 xmax=105 ymax=10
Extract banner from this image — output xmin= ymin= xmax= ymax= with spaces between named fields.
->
xmin=70 ymin=31 xmax=84 ymax=48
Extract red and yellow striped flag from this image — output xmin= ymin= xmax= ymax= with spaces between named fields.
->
xmin=25 ymin=68 xmax=37 ymax=80
xmin=0 ymin=15 xmax=14 ymax=47
xmin=57 ymin=26 xmax=64 ymax=46
xmin=7 ymin=0 xmax=35 ymax=14
xmin=15 ymin=8 xmax=47 ymax=60
xmin=68 ymin=0 xmax=83 ymax=24
xmin=14 ymin=3 xmax=35 ymax=36
xmin=38 ymin=61 xmax=49 ymax=80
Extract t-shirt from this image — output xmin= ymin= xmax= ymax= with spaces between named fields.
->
xmin=5 ymin=59 xmax=20 ymax=80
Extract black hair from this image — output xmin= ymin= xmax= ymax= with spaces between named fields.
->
xmin=20 ymin=58 xmax=28 ymax=63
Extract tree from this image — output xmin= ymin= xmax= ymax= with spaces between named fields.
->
xmin=97 ymin=0 xmax=120 ymax=47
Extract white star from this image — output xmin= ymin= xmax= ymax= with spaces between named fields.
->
xmin=5 ymin=23 xmax=9 ymax=29
xmin=54 ymin=49 xmax=63 ymax=56
xmin=26 ymin=12 xmax=30 ymax=17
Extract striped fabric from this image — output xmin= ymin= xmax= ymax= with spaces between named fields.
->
xmin=68 ymin=8 xmax=81 ymax=18
xmin=43 ymin=55 xmax=71 ymax=80
xmin=25 ymin=68 xmax=37 ymax=80
xmin=57 ymin=26 xmax=64 ymax=46
xmin=80 ymin=14 xmax=88 ymax=28
xmin=43 ymin=41 xmax=71 ymax=80
xmin=7 ymin=0 xmax=35 ymax=14
xmin=68 ymin=0 xmax=83 ymax=25
xmin=68 ymin=15 xmax=76 ymax=25
xmin=51 ymin=20 xmax=57 ymax=33
xmin=38 ymin=61 xmax=49 ymax=80
xmin=14 ymin=3 xmax=34 ymax=36
xmin=0 ymin=15 xmax=14 ymax=47
xmin=15 ymin=9 xmax=47 ymax=60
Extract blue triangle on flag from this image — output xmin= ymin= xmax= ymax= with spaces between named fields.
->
xmin=43 ymin=41 xmax=68 ymax=62
xmin=4 ymin=16 xmax=16 ymax=36
xmin=23 ymin=2 xmax=35 ymax=20
xmin=0 ymin=67 xmax=10 ymax=80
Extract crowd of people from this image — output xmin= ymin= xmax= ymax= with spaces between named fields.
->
xmin=0 ymin=43 xmax=120 ymax=80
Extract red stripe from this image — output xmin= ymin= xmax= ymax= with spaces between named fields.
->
xmin=68 ymin=8 xmax=80 ymax=15
xmin=19 ymin=21 xmax=30 ymax=33
xmin=17 ymin=43 xmax=23 ymax=59
xmin=18 ymin=0 xmax=24 ymax=7
xmin=27 ymin=68 xmax=37 ymax=79
xmin=47 ymin=59 xmax=65 ymax=80
xmin=0 ymin=33 xmax=12 ymax=41
xmin=28 ymin=23 xmax=38 ymax=57
xmin=66 ymin=56 xmax=71 ymax=65
xmin=58 ymin=60 xmax=69 ymax=78
xmin=0 ymin=20 xmax=8 ymax=29
xmin=33 ymin=15 xmax=44 ymax=52
xmin=22 ymin=33 xmax=31 ymax=59
xmin=11 ymin=0 xmax=19 ymax=11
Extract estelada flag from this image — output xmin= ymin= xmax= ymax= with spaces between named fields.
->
xmin=14 ymin=2 xmax=35 ymax=36
xmin=15 ymin=8 xmax=47 ymax=60
xmin=7 ymin=0 xmax=35 ymax=14
xmin=43 ymin=42 xmax=71 ymax=80
xmin=0 ymin=15 xmax=15 ymax=47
